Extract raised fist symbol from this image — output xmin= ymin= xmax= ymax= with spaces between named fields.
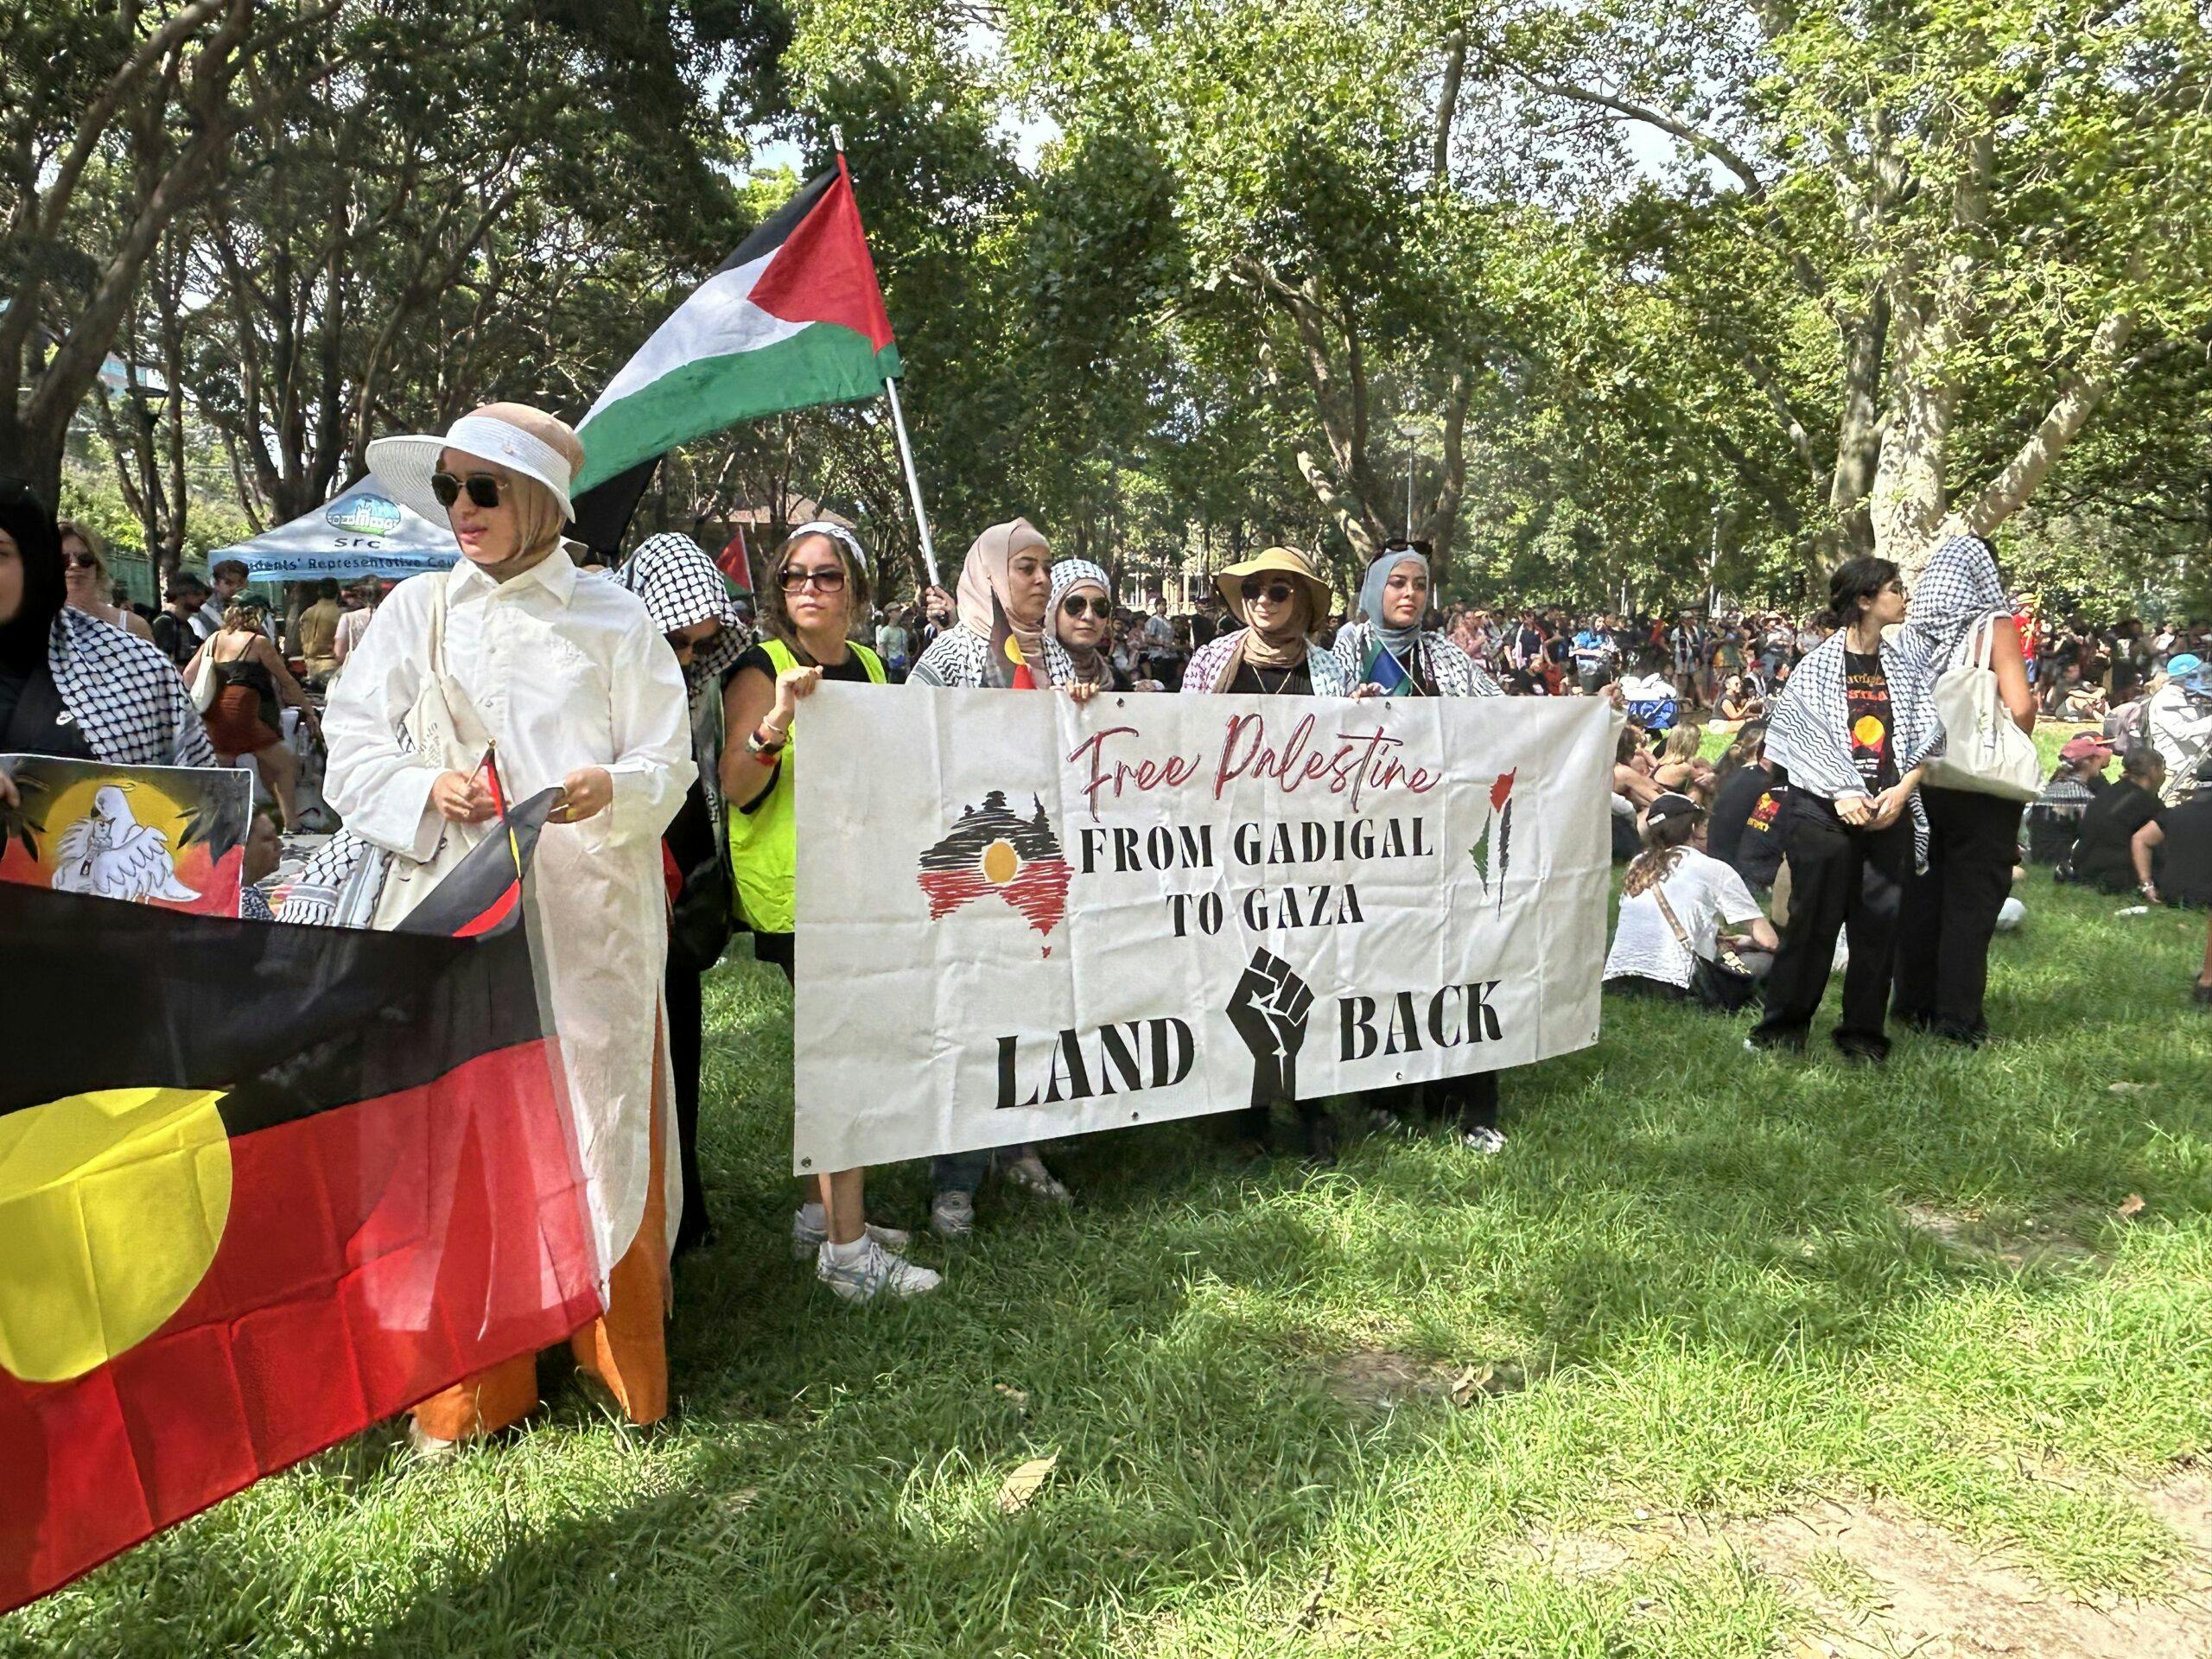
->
xmin=1225 ymin=947 xmax=1314 ymax=1106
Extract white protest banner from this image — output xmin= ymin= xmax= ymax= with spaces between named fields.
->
xmin=792 ymin=685 xmax=1614 ymax=1174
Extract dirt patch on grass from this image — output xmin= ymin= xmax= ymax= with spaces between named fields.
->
xmin=1313 ymin=1349 xmax=1531 ymax=1412
xmin=1897 ymin=1201 xmax=2110 ymax=1271
xmin=1530 ymin=1469 xmax=2212 ymax=1659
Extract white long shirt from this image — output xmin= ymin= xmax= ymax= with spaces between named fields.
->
xmin=323 ymin=550 xmax=696 ymax=1281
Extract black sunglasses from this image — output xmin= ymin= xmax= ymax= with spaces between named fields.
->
xmin=1240 ymin=580 xmax=1297 ymax=605
xmin=430 ymin=472 xmax=505 ymax=510
xmin=65 ymin=552 xmax=99 ymax=569
xmin=778 ymin=566 xmax=846 ymax=592
xmin=1060 ymin=595 xmax=1110 ymax=619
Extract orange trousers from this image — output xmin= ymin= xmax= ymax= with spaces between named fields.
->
xmin=411 ymin=1063 xmax=672 ymax=1441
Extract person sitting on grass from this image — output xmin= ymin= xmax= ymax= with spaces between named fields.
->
xmin=1705 ymin=721 xmax=1790 ymax=896
xmin=2065 ymin=747 xmax=2166 ymax=897
xmin=2026 ymin=734 xmax=2113 ymax=865
xmin=1650 ymin=723 xmax=1711 ymax=793
xmin=2129 ymin=757 xmax=2212 ymax=911
xmin=1604 ymin=792 xmax=1777 ymax=1008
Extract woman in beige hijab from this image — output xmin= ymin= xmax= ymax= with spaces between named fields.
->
xmin=907 ymin=518 xmax=1079 ymax=1236
xmin=909 ymin=518 xmax=1074 ymax=688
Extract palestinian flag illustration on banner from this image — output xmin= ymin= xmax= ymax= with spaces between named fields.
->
xmin=1465 ymin=769 xmax=1517 ymax=912
xmin=571 ymin=159 xmax=900 ymax=502
xmin=0 ymin=789 xmax=591 ymax=1614
xmin=916 ymin=790 xmax=1069 ymax=938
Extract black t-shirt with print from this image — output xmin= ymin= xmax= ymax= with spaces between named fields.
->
xmin=1707 ymin=763 xmax=1791 ymax=889
xmin=1843 ymin=651 xmax=1898 ymax=792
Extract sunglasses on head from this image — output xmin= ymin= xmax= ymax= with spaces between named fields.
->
xmin=430 ymin=472 xmax=505 ymax=510
xmin=1241 ymin=580 xmax=1296 ymax=605
xmin=1060 ymin=594 xmax=1109 ymax=619
xmin=778 ymin=565 xmax=846 ymax=592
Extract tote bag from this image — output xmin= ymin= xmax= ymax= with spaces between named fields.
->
xmin=1923 ymin=620 xmax=2041 ymax=801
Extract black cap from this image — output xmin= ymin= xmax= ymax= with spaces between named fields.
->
xmin=1645 ymin=791 xmax=1701 ymax=825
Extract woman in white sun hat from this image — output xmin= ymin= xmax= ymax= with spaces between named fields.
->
xmin=322 ymin=401 xmax=695 ymax=1452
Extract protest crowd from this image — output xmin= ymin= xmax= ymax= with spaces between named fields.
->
xmin=4 ymin=397 xmax=2210 ymax=1483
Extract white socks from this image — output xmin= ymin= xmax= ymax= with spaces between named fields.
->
xmin=824 ymin=1234 xmax=870 ymax=1267
xmin=798 ymin=1200 xmax=828 ymax=1233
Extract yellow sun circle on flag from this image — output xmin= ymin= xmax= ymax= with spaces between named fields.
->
xmin=0 ymin=1088 xmax=232 ymax=1384
xmin=1853 ymin=714 xmax=1885 ymax=747
xmin=981 ymin=838 xmax=1020 ymax=885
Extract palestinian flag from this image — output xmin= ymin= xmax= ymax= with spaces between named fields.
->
xmin=569 ymin=158 xmax=899 ymax=530
xmin=0 ymin=791 xmax=594 ymax=1613
xmin=915 ymin=791 xmax=1069 ymax=938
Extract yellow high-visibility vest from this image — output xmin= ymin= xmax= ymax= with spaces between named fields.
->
xmin=728 ymin=636 xmax=886 ymax=934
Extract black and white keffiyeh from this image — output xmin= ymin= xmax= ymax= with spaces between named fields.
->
xmin=1181 ymin=629 xmax=1356 ymax=696
xmin=1330 ymin=622 xmax=1503 ymax=697
xmin=909 ymin=623 xmax=1075 ymax=689
xmin=617 ymin=532 xmax=747 ymax=692
xmin=1766 ymin=628 xmax=1938 ymax=855
xmin=1899 ymin=534 xmax=2011 ymax=680
xmin=48 ymin=607 xmax=216 ymax=767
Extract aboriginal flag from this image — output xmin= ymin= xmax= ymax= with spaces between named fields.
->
xmin=0 ymin=790 xmax=596 ymax=1612
xmin=915 ymin=790 xmax=1069 ymax=937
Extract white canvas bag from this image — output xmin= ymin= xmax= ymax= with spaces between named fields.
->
xmin=1923 ymin=620 xmax=2040 ymax=800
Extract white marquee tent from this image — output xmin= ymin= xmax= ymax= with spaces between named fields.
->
xmin=217 ymin=482 xmax=458 ymax=580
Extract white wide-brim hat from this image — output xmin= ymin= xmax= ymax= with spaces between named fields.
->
xmin=365 ymin=405 xmax=582 ymax=528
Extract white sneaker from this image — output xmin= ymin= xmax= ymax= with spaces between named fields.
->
xmin=817 ymin=1237 xmax=942 ymax=1303
xmin=405 ymin=1420 xmax=461 ymax=1463
xmin=791 ymin=1210 xmax=913 ymax=1261
xmin=1001 ymin=1152 xmax=1072 ymax=1204
xmin=931 ymin=1189 xmax=975 ymax=1238
xmin=1461 ymin=1126 xmax=1507 ymax=1155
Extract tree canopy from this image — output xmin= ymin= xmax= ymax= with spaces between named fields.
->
xmin=4 ymin=0 xmax=2207 ymax=612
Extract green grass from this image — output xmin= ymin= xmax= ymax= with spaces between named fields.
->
xmin=11 ymin=737 xmax=2212 ymax=1657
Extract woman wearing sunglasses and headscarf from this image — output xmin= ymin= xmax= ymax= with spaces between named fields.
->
xmin=1181 ymin=545 xmax=1353 ymax=1159
xmin=0 ymin=480 xmax=213 ymax=779
xmin=720 ymin=521 xmax=940 ymax=1302
xmin=616 ymin=531 xmax=747 ymax=1258
xmin=1183 ymin=544 xmax=1355 ymax=700
xmin=327 ymin=403 xmax=694 ymax=1452
xmin=1330 ymin=543 xmax=1519 ymax=1149
xmin=1049 ymin=557 xmax=1147 ymax=693
xmin=910 ymin=518 xmax=1081 ymax=1236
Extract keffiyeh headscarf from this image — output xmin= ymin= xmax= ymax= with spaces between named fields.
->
xmin=618 ymin=532 xmax=746 ymax=695
xmin=1901 ymin=534 xmax=2011 ymax=677
xmin=1048 ymin=557 xmax=1113 ymax=688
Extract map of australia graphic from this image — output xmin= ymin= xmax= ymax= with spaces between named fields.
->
xmin=915 ymin=791 xmax=1070 ymax=938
